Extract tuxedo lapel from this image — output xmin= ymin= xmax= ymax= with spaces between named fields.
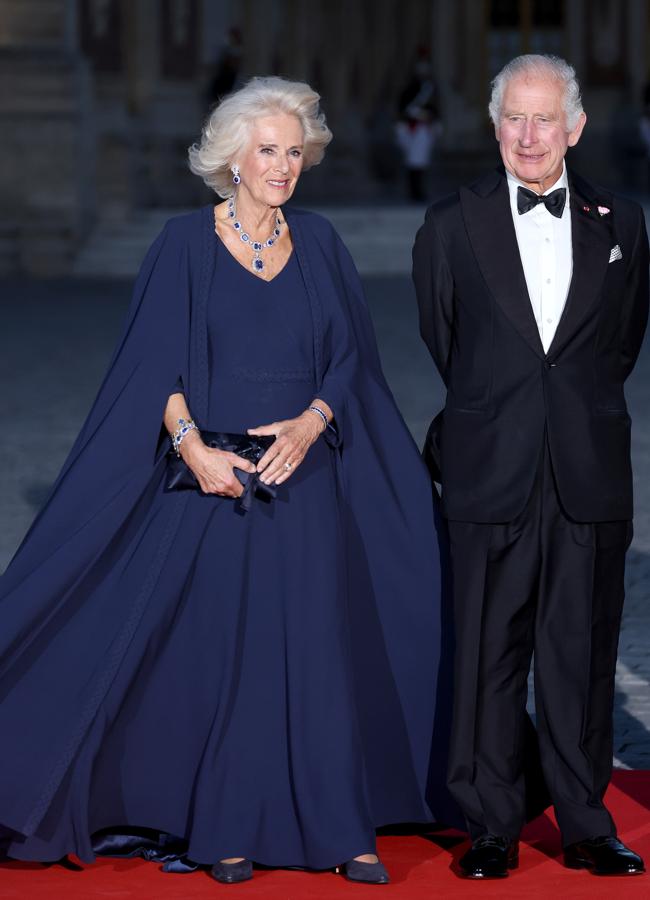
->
xmin=460 ymin=169 xmax=545 ymax=359
xmin=546 ymin=171 xmax=613 ymax=357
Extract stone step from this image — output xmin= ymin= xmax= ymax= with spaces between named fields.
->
xmin=0 ymin=53 xmax=87 ymax=116
xmin=73 ymin=207 xmax=428 ymax=277
xmin=0 ymin=0 xmax=68 ymax=47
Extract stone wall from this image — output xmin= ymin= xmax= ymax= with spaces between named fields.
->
xmin=0 ymin=1 xmax=93 ymax=274
xmin=1 ymin=0 xmax=649 ymax=275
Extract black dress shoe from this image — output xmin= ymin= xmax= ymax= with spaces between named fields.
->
xmin=564 ymin=837 xmax=645 ymax=875
xmin=459 ymin=835 xmax=519 ymax=878
xmin=209 ymin=859 xmax=253 ymax=883
xmin=339 ymin=858 xmax=390 ymax=884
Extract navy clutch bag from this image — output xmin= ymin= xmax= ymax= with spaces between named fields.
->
xmin=165 ymin=431 xmax=277 ymax=511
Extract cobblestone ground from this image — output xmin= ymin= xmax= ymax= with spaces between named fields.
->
xmin=1 ymin=269 xmax=649 ymax=768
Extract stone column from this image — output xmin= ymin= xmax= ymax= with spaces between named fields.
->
xmin=433 ymin=0 xmax=487 ymax=150
xmin=0 ymin=0 xmax=94 ymax=274
xmin=241 ymin=0 xmax=274 ymax=76
xmin=147 ymin=0 xmax=206 ymax=207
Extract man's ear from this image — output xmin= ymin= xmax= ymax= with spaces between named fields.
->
xmin=568 ymin=112 xmax=587 ymax=148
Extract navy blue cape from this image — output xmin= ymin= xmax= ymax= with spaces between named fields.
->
xmin=0 ymin=206 xmax=461 ymax=843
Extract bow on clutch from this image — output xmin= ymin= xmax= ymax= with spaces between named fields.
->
xmin=165 ymin=431 xmax=277 ymax=513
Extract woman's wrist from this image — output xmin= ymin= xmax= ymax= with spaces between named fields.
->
xmin=171 ymin=417 xmax=200 ymax=457
xmin=309 ymin=399 xmax=333 ymax=424
xmin=179 ymin=428 xmax=204 ymax=464
xmin=303 ymin=407 xmax=327 ymax=435
xmin=298 ymin=409 xmax=324 ymax=441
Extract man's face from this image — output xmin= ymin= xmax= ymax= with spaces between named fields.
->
xmin=495 ymin=74 xmax=586 ymax=193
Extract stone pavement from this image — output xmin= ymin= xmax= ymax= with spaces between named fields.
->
xmin=2 ymin=204 xmax=650 ymax=770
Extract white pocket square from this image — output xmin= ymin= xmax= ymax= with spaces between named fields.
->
xmin=609 ymin=244 xmax=623 ymax=263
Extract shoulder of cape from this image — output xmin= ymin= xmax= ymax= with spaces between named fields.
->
xmin=284 ymin=205 xmax=339 ymax=241
xmin=139 ymin=208 xmax=208 ymax=280
xmin=158 ymin=207 xmax=205 ymax=243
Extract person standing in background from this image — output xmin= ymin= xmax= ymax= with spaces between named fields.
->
xmin=396 ymin=52 xmax=441 ymax=202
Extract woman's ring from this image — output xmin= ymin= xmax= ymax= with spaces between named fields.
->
xmin=284 ymin=462 xmax=292 ymax=471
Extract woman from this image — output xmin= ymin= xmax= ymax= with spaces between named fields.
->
xmin=0 ymin=77 xmax=458 ymax=885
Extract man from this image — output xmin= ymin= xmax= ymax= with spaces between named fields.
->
xmin=413 ymin=54 xmax=648 ymax=879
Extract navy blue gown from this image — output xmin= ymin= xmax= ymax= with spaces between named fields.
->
xmin=0 ymin=208 xmax=461 ymax=869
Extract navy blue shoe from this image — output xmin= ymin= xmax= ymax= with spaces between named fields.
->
xmin=339 ymin=858 xmax=390 ymax=884
xmin=45 ymin=856 xmax=84 ymax=872
xmin=162 ymin=855 xmax=200 ymax=873
xmin=209 ymin=859 xmax=253 ymax=883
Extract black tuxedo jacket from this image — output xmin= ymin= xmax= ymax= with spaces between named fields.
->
xmin=412 ymin=167 xmax=649 ymax=523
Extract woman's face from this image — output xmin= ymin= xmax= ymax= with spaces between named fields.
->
xmin=235 ymin=113 xmax=304 ymax=208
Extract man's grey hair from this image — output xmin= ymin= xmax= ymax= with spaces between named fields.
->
xmin=488 ymin=54 xmax=584 ymax=131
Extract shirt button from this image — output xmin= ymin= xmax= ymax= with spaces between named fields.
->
xmin=546 ymin=278 xmax=551 ymax=284
xmin=546 ymin=317 xmax=553 ymax=323
xmin=545 ymin=237 xmax=551 ymax=243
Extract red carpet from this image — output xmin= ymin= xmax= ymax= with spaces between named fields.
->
xmin=1 ymin=771 xmax=649 ymax=899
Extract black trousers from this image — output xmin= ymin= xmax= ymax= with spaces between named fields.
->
xmin=446 ymin=442 xmax=631 ymax=846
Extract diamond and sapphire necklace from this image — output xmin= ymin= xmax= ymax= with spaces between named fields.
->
xmin=227 ymin=196 xmax=282 ymax=274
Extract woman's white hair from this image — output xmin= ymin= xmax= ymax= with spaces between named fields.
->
xmin=188 ymin=76 xmax=333 ymax=198
xmin=488 ymin=54 xmax=584 ymax=131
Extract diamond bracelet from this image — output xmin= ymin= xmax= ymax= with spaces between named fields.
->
xmin=172 ymin=418 xmax=199 ymax=457
xmin=307 ymin=405 xmax=329 ymax=432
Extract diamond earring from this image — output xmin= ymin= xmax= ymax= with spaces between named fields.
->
xmin=232 ymin=165 xmax=241 ymax=185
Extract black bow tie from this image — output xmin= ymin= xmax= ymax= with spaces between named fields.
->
xmin=517 ymin=186 xmax=566 ymax=218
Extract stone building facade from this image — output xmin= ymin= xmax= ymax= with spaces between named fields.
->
xmin=1 ymin=0 xmax=649 ymax=274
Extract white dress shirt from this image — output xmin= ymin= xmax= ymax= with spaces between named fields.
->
xmin=507 ymin=164 xmax=572 ymax=352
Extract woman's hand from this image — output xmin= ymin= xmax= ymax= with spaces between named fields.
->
xmin=180 ymin=431 xmax=256 ymax=497
xmin=248 ymin=409 xmax=326 ymax=485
